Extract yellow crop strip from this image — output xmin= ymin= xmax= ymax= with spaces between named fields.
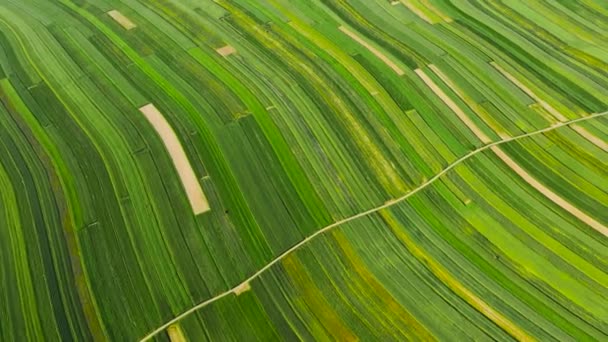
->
xmin=379 ymin=209 xmax=535 ymax=341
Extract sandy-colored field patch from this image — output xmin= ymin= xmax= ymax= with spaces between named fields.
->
xmin=167 ymin=324 xmax=187 ymax=342
xmin=490 ymin=62 xmax=568 ymax=121
xmin=415 ymin=68 xmax=492 ymax=143
xmin=429 ymin=64 xmax=512 ymax=139
xmin=107 ymin=10 xmax=136 ymax=30
xmin=339 ymin=26 xmax=405 ymax=76
xmin=428 ymin=65 xmax=463 ymax=98
xmin=139 ymin=104 xmax=210 ymax=215
xmin=571 ymin=125 xmax=608 ymax=152
xmin=216 ymin=45 xmax=236 ymax=57
xmin=491 ymin=61 xmax=608 ymax=151
xmin=491 ymin=146 xmax=608 ymax=237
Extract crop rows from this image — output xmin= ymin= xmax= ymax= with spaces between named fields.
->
xmin=0 ymin=0 xmax=606 ymax=341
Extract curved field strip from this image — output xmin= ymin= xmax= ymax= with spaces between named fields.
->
xmin=139 ymin=103 xmax=210 ymax=215
xmin=140 ymin=111 xmax=608 ymax=341
xmin=0 ymin=1 xmax=606 ymax=341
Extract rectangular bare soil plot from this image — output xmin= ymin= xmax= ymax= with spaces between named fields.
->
xmin=216 ymin=45 xmax=236 ymax=57
xmin=107 ymin=10 xmax=136 ymax=30
xmin=139 ymin=104 xmax=210 ymax=214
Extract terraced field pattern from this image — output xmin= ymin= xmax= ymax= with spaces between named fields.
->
xmin=1 ymin=0 xmax=608 ymax=341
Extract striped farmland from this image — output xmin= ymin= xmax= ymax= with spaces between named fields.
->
xmin=0 ymin=0 xmax=606 ymax=341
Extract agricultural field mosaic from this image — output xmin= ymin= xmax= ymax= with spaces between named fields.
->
xmin=0 ymin=0 xmax=607 ymax=341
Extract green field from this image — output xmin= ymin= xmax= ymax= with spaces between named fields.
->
xmin=0 ymin=0 xmax=607 ymax=341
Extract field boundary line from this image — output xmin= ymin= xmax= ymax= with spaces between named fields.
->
xmin=140 ymin=111 xmax=607 ymax=341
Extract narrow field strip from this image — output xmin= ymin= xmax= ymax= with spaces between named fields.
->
xmin=427 ymin=64 xmax=511 ymax=139
xmin=490 ymin=61 xmax=608 ymax=151
xmin=3 ymin=2 xmax=608 ymax=340
xmin=107 ymin=10 xmax=136 ymax=30
xmin=490 ymin=61 xmax=570 ymax=122
xmin=415 ymin=68 xmax=492 ymax=143
xmin=571 ymin=125 xmax=608 ymax=152
xmin=380 ymin=210 xmax=533 ymax=341
xmin=339 ymin=25 xmax=405 ymax=76
xmin=399 ymin=0 xmax=452 ymax=24
xmin=491 ymin=146 xmax=608 ymax=236
xmin=398 ymin=0 xmax=435 ymax=24
xmin=422 ymin=0 xmax=453 ymax=23
xmin=418 ymin=64 xmax=608 ymax=236
xmin=139 ymin=104 xmax=210 ymax=215
xmin=139 ymin=111 xmax=607 ymax=342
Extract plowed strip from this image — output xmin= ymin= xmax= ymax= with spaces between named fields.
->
xmin=491 ymin=61 xmax=568 ymax=121
xmin=419 ymin=66 xmax=608 ymax=236
xmin=571 ymin=125 xmax=608 ymax=152
xmin=339 ymin=26 xmax=405 ymax=75
xmin=216 ymin=45 xmax=236 ymax=57
xmin=140 ymin=112 xmax=608 ymax=342
xmin=139 ymin=104 xmax=210 ymax=214
xmin=107 ymin=10 xmax=136 ymax=30
xmin=415 ymin=68 xmax=492 ymax=143
xmin=491 ymin=146 xmax=608 ymax=236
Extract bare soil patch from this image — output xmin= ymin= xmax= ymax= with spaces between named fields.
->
xmin=140 ymin=104 xmax=210 ymax=214
xmin=107 ymin=10 xmax=136 ymax=30
xmin=216 ymin=45 xmax=236 ymax=57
